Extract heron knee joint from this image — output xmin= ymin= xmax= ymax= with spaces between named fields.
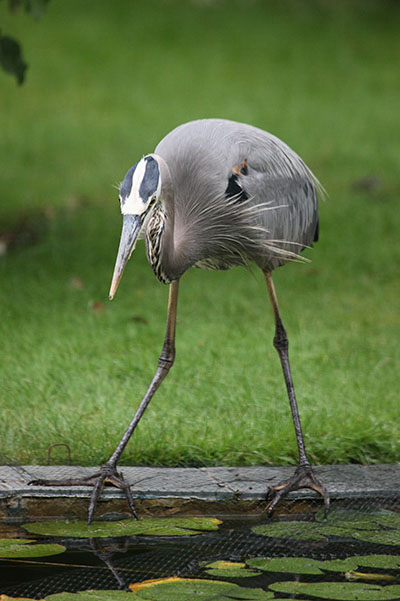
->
xmin=273 ymin=323 xmax=288 ymax=352
xmin=158 ymin=357 xmax=174 ymax=370
xmin=158 ymin=348 xmax=175 ymax=370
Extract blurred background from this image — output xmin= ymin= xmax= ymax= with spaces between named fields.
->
xmin=1 ymin=0 xmax=399 ymax=469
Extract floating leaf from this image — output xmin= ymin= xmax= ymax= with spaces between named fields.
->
xmin=128 ymin=577 xmax=274 ymax=600
xmin=316 ymin=508 xmax=400 ymax=531
xmin=345 ymin=570 xmax=396 ymax=582
xmin=45 ymin=592 xmax=134 ymax=600
xmin=252 ymin=521 xmax=326 ymax=541
xmin=203 ymin=560 xmax=259 ymax=578
xmin=320 ymin=557 xmax=364 ymax=572
xmin=373 ymin=510 xmax=400 ymax=529
xmin=0 ymin=538 xmax=35 ymax=547
xmin=247 ymin=556 xmax=324 ymax=574
xmin=204 ymin=560 xmax=247 ymax=569
xmin=130 ymin=578 xmax=183 ymax=593
xmin=323 ymin=554 xmax=400 ymax=572
xmin=0 ymin=596 xmax=38 ymax=601
xmin=270 ymin=581 xmax=400 ymax=600
xmin=354 ymin=555 xmax=400 ymax=569
xmin=0 ymin=538 xmax=65 ymax=558
xmin=352 ymin=529 xmax=400 ymax=546
xmin=23 ymin=517 xmax=222 ymax=539
xmin=247 ymin=553 xmax=400 ymax=575
xmin=254 ymin=508 xmax=400 ymax=543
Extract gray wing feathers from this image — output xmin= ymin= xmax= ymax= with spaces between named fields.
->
xmin=155 ymin=119 xmax=321 ymax=272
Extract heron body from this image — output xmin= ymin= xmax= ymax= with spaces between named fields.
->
xmin=112 ymin=119 xmax=320 ymax=293
xmin=34 ymin=119 xmax=329 ymax=522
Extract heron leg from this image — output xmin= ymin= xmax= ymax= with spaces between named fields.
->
xmin=263 ymin=271 xmax=329 ymax=515
xmin=30 ymin=280 xmax=180 ymax=524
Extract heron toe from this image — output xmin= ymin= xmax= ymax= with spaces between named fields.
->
xmin=87 ymin=463 xmax=138 ymax=525
xmin=265 ymin=464 xmax=330 ymax=517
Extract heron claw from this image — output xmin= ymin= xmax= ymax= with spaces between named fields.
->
xmin=86 ymin=464 xmax=138 ymax=525
xmin=265 ymin=464 xmax=330 ymax=518
xmin=29 ymin=465 xmax=138 ymax=524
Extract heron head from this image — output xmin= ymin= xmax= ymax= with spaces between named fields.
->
xmin=109 ymin=155 xmax=161 ymax=299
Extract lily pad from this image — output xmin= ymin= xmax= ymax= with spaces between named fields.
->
xmin=373 ymin=509 xmax=400 ymax=529
xmin=45 ymin=592 xmax=134 ymax=600
xmin=354 ymin=555 xmax=400 ymax=569
xmin=352 ymin=529 xmax=400 ymax=546
xmin=128 ymin=577 xmax=274 ymax=599
xmin=0 ymin=538 xmax=66 ymax=558
xmin=22 ymin=517 xmax=222 ymax=539
xmin=253 ymin=508 xmax=400 ymax=543
xmin=345 ymin=570 xmax=396 ymax=582
xmin=247 ymin=556 xmax=324 ymax=574
xmin=252 ymin=521 xmax=327 ymax=541
xmin=322 ymin=555 xmax=400 ymax=571
xmin=247 ymin=554 xmax=400 ymax=574
xmin=0 ymin=596 xmax=37 ymax=601
xmin=317 ymin=508 xmax=400 ymax=526
xmin=319 ymin=557 xmax=366 ymax=572
xmin=203 ymin=560 xmax=259 ymax=578
xmin=270 ymin=581 xmax=400 ymax=600
xmin=316 ymin=508 xmax=400 ymax=534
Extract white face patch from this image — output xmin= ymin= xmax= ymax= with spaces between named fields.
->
xmin=120 ymin=158 xmax=148 ymax=216
xmin=120 ymin=155 xmax=162 ymax=216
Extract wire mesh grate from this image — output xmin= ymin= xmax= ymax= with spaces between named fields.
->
xmin=1 ymin=495 xmax=400 ymax=598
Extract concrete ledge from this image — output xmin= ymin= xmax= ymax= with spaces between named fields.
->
xmin=1 ymin=464 xmax=399 ymax=521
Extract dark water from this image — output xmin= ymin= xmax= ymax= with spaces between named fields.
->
xmin=1 ymin=499 xmax=400 ymax=599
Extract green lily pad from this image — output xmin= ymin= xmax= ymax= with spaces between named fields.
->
xmin=247 ymin=556 xmax=324 ymax=574
xmin=355 ymin=554 xmax=400 ymax=569
xmin=270 ymin=581 xmax=400 ymax=600
xmin=352 ymin=529 xmax=400 ymax=546
xmin=45 ymin=592 xmax=134 ymax=600
xmin=373 ymin=510 xmax=400 ymax=529
xmin=322 ymin=554 xmax=400 ymax=571
xmin=23 ymin=517 xmax=222 ymax=539
xmin=316 ymin=508 xmax=400 ymax=531
xmin=254 ymin=508 xmax=400 ymax=543
xmin=320 ymin=557 xmax=366 ymax=572
xmin=316 ymin=508 xmax=376 ymax=522
xmin=247 ymin=553 xmax=400 ymax=574
xmin=203 ymin=560 xmax=259 ymax=578
xmin=252 ymin=521 xmax=327 ymax=541
xmin=0 ymin=537 xmax=35 ymax=547
xmin=129 ymin=578 xmax=274 ymax=600
xmin=0 ymin=538 xmax=66 ymax=558
xmin=320 ymin=508 xmax=400 ymax=523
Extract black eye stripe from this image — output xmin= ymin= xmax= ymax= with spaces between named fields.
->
xmin=139 ymin=156 xmax=160 ymax=201
xmin=120 ymin=161 xmax=139 ymax=202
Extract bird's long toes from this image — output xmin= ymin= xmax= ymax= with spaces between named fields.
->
xmin=124 ymin=483 xmax=138 ymax=520
xmin=265 ymin=464 xmax=329 ymax=518
xmin=87 ymin=465 xmax=137 ymax=525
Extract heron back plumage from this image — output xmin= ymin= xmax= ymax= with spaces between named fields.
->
xmin=146 ymin=119 xmax=321 ymax=282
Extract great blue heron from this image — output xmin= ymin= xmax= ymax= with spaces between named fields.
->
xmin=34 ymin=119 xmax=329 ymax=523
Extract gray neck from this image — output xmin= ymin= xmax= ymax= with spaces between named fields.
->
xmin=146 ymin=155 xmax=194 ymax=283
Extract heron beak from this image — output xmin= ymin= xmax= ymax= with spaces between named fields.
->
xmin=109 ymin=214 xmax=142 ymax=300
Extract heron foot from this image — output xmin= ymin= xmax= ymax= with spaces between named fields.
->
xmin=29 ymin=464 xmax=138 ymax=525
xmin=265 ymin=463 xmax=329 ymax=517
xmin=85 ymin=463 xmax=138 ymax=525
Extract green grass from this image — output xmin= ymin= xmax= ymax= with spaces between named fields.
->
xmin=0 ymin=0 xmax=399 ymax=468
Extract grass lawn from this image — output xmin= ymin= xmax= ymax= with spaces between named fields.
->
xmin=0 ymin=0 xmax=399 ymax=468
